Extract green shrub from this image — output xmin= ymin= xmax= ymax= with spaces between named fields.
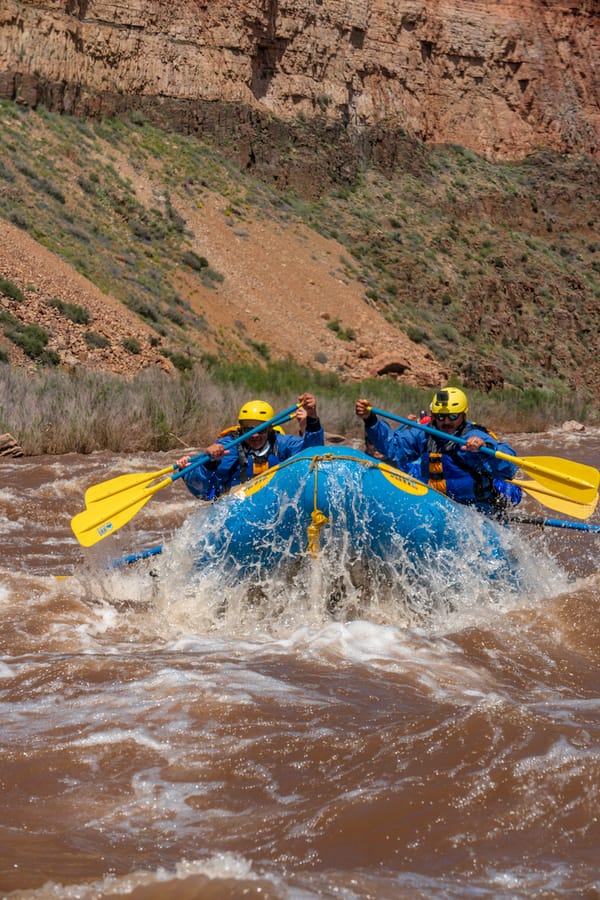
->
xmin=130 ymin=109 xmax=146 ymax=126
xmin=201 ymin=267 xmax=225 ymax=288
xmin=122 ymin=337 xmax=141 ymax=354
xmin=37 ymin=178 xmax=65 ymax=204
xmin=39 ymin=349 xmax=61 ymax=366
xmin=326 ymin=319 xmax=356 ymax=341
xmin=9 ymin=212 xmax=29 ymax=231
xmin=48 ymin=297 xmax=90 ymax=324
xmin=249 ymin=340 xmax=271 ymax=359
xmin=182 ymin=250 xmax=209 ymax=271
xmin=2 ymin=318 xmax=50 ymax=359
xmin=125 ymin=297 xmax=159 ymax=322
xmin=131 ymin=218 xmax=164 ymax=242
xmin=0 ymin=159 xmax=15 ymax=182
xmin=433 ymin=322 xmax=459 ymax=341
xmin=77 ymin=175 xmax=97 ymax=195
xmin=407 ymin=325 xmax=427 ymax=343
xmin=170 ymin=352 xmax=193 ymax=371
xmin=0 ymin=277 xmax=24 ymax=302
xmin=16 ymin=161 xmax=36 ymax=179
xmin=164 ymin=308 xmax=186 ymax=328
xmin=85 ymin=331 xmax=111 ymax=349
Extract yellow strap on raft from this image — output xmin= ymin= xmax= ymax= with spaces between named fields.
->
xmin=306 ymin=456 xmax=330 ymax=557
xmin=307 ymin=509 xmax=330 ymax=558
xmin=240 ymin=451 xmax=426 ymax=556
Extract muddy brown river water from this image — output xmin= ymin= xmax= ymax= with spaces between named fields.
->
xmin=1 ymin=430 xmax=599 ymax=899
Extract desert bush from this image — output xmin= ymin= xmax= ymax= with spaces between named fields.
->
xmin=0 ymin=313 xmax=51 ymax=360
xmin=182 ymin=250 xmax=209 ymax=271
xmin=200 ymin=266 xmax=224 ymax=288
xmin=37 ymin=178 xmax=65 ymax=204
xmin=122 ymin=337 xmax=142 ymax=354
xmin=85 ymin=331 xmax=111 ymax=349
xmin=169 ymin=352 xmax=193 ymax=372
xmin=0 ymin=277 xmax=24 ymax=302
xmin=0 ymin=159 xmax=16 ymax=182
xmin=48 ymin=298 xmax=90 ymax=324
xmin=248 ymin=340 xmax=270 ymax=359
xmin=407 ymin=325 xmax=427 ymax=343
xmin=125 ymin=297 xmax=159 ymax=322
xmin=326 ymin=319 xmax=356 ymax=342
xmin=39 ymin=349 xmax=61 ymax=366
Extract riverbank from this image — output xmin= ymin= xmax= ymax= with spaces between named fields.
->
xmin=0 ymin=361 xmax=594 ymax=457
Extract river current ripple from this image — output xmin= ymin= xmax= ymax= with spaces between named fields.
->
xmin=0 ymin=431 xmax=598 ymax=899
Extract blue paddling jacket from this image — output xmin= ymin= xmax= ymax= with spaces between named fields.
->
xmin=364 ymin=415 xmax=521 ymax=514
xmin=181 ymin=419 xmax=325 ymax=500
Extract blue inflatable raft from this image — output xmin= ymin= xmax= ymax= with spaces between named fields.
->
xmin=189 ymin=446 xmax=517 ymax=584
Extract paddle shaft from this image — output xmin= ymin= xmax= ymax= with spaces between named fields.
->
xmin=368 ymin=407 xmax=598 ymax=494
xmin=72 ymin=404 xmax=300 ymax=546
xmin=113 ymin=545 xmax=164 ymax=567
xmin=84 ymin=406 xmax=299 ymax=507
xmin=168 ymin=404 xmax=300 ymax=483
xmin=505 ymin=514 xmax=600 ymax=533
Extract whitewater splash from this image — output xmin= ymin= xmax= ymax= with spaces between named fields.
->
xmin=63 ymin=447 xmax=577 ymax=641
xmin=71 ymin=496 xmax=567 ymax=647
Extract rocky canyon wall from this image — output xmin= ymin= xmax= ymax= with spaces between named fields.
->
xmin=1 ymin=0 xmax=599 ymax=184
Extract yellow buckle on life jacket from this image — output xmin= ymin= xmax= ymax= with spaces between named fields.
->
xmin=252 ymin=458 xmax=270 ymax=476
xmin=428 ymin=452 xmax=447 ymax=494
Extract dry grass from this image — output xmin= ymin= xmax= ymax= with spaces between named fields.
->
xmin=0 ymin=362 xmax=590 ymax=456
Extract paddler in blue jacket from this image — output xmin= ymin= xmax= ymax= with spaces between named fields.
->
xmin=355 ymin=387 xmax=522 ymax=515
xmin=177 ymin=393 xmax=324 ymax=500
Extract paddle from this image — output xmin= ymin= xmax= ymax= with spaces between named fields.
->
xmin=368 ymin=406 xmax=599 ymax=504
xmin=505 ymin=514 xmax=600 ymax=533
xmin=508 ymin=478 xmax=598 ymax=520
xmin=71 ymin=404 xmax=300 ymax=547
xmin=112 ymin=545 xmax=164 ymax=567
xmin=83 ymin=405 xmax=299 ymax=508
xmin=84 ymin=466 xmax=177 ymax=506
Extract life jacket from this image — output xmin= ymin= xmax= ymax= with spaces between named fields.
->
xmin=219 ymin=426 xmax=281 ymax=482
xmin=423 ymin=421 xmax=511 ymax=512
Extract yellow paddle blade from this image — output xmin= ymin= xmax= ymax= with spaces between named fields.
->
xmin=511 ymin=479 xmax=598 ymax=520
xmin=72 ymin=403 xmax=301 ymax=546
xmin=84 ymin=466 xmax=176 ymax=506
xmin=71 ymin=477 xmax=173 ymax=547
xmin=496 ymin=451 xmax=599 ymax=503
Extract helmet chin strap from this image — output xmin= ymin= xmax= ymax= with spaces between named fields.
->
xmin=249 ymin=440 xmax=271 ymax=458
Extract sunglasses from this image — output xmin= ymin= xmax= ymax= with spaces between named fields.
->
xmin=240 ymin=425 xmax=265 ymax=435
xmin=433 ymin=413 xmax=461 ymax=421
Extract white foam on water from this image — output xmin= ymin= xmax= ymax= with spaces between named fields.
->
xmin=46 ymin=500 xmax=574 ymax=706
xmin=513 ymin=734 xmax=600 ymax=779
xmin=0 ymin=485 xmax=19 ymax=503
xmin=135 ymin=514 xmax=567 ymax=645
xmin=1 ymin=516 xmax=23 ymax=534
xmin=8 ymin=852 xmax=268 ymax=899
xmin=0 ymin=580 xmax=12 ymax=606
xmin=0 ymin=659 xmax=15 ymax=677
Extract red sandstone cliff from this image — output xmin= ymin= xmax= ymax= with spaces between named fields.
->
xmin=1 ymin=0 xmax=599 ymax=163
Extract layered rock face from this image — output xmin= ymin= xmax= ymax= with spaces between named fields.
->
xmin=1 ymin=0 xmax=598 ymax=167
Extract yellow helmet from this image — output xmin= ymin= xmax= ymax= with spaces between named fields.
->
xmin=238 ymin=399 xmax=275 ymax=423
xmin=430 ymin=387 xmax=468 ymax=415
